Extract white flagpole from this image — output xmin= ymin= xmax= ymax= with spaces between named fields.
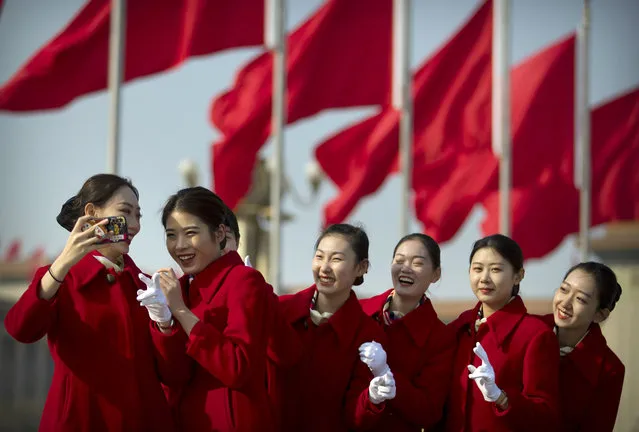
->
xmin=393 ymin=0 xmax=412 ymax=237
xmin=266 ymin=0 xmax=286 ymax=293
xmin=106 ymin=0 xmax=126 ymax=174
xmin=492 ymin=0 xmax=511 ymax=236
xmin=575 ymin=0 xmax=591 ymax=261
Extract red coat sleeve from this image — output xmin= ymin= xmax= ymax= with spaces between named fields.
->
xmin=494 ymin=329 xmax=560 ymax=430
xmin=390 ymin=327 xmax=456 ymax=429
xmin=581 ymin=363 xmax=625 ymax=432
xmin=344 ymin=325 xmax=386 ymax=429
xmin=266 ymin=292 xmax=302 ymax=368
xmin=149 ymin=321 xmax=194 ymax=388
xmin=4 ymin=266 xmax=60 ymax=343
xmin=185 ymin=270 xmax=271 ymax=389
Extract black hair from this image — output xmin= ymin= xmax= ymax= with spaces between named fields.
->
xmin=470 ymin=234 xmax=524 ymax=296
xmin=564 ymin=261 xmax=622 ymax=312
xmin=161 ymin=186 xmax=227 ymax=250
xmin=315 ymin=223 xmax=369 ymax=286
xmin=393 ymin=233 xmax=441 ymax=269
xmin=56 ymin=174 xmax=139 ymax=231
xmin=224 ymin=207 xmax=241 ymax=244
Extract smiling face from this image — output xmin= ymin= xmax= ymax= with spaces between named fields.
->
xmin=553 ymin=268 xmax=607 ymax=331
xmin=86 ymin=185 xmax=141 ymax=257
xmin=469 ymin=247 xmax=523 ymax=311
xmin=165 ymin=210 xmax=225 ymax=275
xmin=391 ymin=239 xmax=440 ymax=300
xmin=312 ymin=234 xmax=367 ymax=297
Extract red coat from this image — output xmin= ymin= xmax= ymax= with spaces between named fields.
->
xmin=150 ymin=251 xmax=274 ymax=432
xmin=445 ymin=296 xmax=560 ymax=432
xmin=540 ymin=314 xmax=624 ymax=432
xmin=275 ymin=286 xmax=387 ymax=431
xmin=4 ymin=253 xmax=175 ymax=432
xmin=360 ymin=290 xmax=456 ymax=431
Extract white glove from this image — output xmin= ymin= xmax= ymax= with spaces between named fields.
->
xmin=467 ymin=342 xmax=502 ymax=402
xmin=359 ymin=341 xmax=390 ymax=377
xmin=244 ymin=255 xmax=252 ymax=267
xmin=137 ymin=273 xmax=172 ymax=323
xmin=369 ymin=371 xmax=396 ymax=405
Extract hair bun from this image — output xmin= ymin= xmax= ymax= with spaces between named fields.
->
xmin=354 ymin=275 xmax=364 ymax=286
xmin=609 ymin=282 xmax=623 ymax=311
xmin=56 ymin=196 xmax=80 ymax=232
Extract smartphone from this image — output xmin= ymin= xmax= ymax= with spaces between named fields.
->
xmin=81 ymin=216 xmax=128 ymax=244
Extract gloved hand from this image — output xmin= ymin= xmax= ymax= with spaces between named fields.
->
xmin=369 ymin=370 xmax=396 ymax=404
xmin=467 ymin=342 xmax=502 ymax=402
xmin=137 ymin=273 xmax=172 ymax=323
xmin=359 ymin=341 xmax=391 ymax=377
xmin=244 ymin=255 xmax=252 ymax=267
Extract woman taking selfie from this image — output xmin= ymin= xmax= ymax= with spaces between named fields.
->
xmin=544 ymin=261 xmax=624 ymax=432
xmin=4 ymin=174 xmax=175 ymax=432
xmin=359 ymin=233 xmax=455 ymax=431
xmin=445 ymin=234 xmax=560 ymax=431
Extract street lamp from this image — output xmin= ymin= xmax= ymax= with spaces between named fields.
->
xmin=178 ymin=159 xmax=199 ymax=188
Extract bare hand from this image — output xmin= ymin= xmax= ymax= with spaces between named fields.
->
xmin=58 ymin=215 xmax=108 ymax=269
xmin=156 ymin=268 xmax=186 ymax=312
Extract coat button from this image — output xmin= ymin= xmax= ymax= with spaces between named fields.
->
xmin=106 ymin=273 xmax=116 ymax=284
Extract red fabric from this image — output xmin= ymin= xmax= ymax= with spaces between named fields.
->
xmin=274 ymin=286 xmax=387 ymax=431
xmin=540 ymin=315 xmax=625 ymax=432
xmin=4 ymin=254 xmax=175 ymax=432
xmin=315 ymin=0 xmax=492 ymax=227
xmin=445 ymin=297 xmax=560 ymax=432
xmin=3 ymin=239 xmax=21 ymax=261
xmin=153 ymin=251 xmax=275 ymax=431
xmin=360 ymin=290 xmax=456 ymax=431
xmin=481 ymin=87 xmax=639 ymax=259
xmin=265 ymin=289 xmax=303 ymax=430
xmin=0 ymin=0 xmax=264 ymax=111
xmin=211 ymin=0 xmax=393 ymax=209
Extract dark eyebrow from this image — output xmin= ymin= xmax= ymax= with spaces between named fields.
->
xmin=316 ymin=249 xmax=345 ymax=256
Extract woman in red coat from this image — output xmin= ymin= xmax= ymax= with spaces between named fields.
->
xmin=445 ymin=234 xmax=560 ymax=432
xmin=359 ymin=233 xmax=456 ymax=431
xmin=4 ymin=174 xmax=176 ymax=432
xmin=275 ymin=223 xmax=396 ymax=432
xmin=543 ymin=261 xmax=625 ymax=432
xmin=221 ymin=206 xmax=302 ymax=429
xmin=146 ymin=187 xmax=275 ymax=431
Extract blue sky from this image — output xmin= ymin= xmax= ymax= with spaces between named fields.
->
xmin=1 ymin=0 xmax=638 ymax=300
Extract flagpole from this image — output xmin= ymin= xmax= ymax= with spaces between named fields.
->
xmin=575 ymin=0 xmax=591 ymax=261
xmin=394 ymin=0 xmax=412 ymax=237
xmin=267 ymin=0 xmax=286 ymax=293
xmin=492 ymin=0 xmax=511 ymax=236
xmin=106 ymin=0 xmax=125 ymax=174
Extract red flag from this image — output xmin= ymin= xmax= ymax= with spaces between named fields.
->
xmin=0 ymin=0 xmax=264 ymax=111
xmin=416 ymin=33 xmax=576 ymax=242
xmin=211 ymin=0 xmax=393 ymax=210
xmin=315 ymin=0 xmax=492 ymax=227
xmin=481 ymin=87 xmax=639 ymax=259
xmin=4 ymin=240 xmax=21 ymax=262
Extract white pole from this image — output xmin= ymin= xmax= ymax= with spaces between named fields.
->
xmin=106 ymin=0 xmax=125 ymax=174
xmin=266 ymin=0 xmax=286 ymax=293
xmin=492 ymin=0 xmax=511 ymax=236
xmin=575 ymin=0 xmax=591 ymax=261
xmin=393 ymin=0 xmax=412 ymax=237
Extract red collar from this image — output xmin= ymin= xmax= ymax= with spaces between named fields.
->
xmin=181 ymin=251 xmax=243 ymax=304
xmin=283 ymin=285 xmax=365 ymax=348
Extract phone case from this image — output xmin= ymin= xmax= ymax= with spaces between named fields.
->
xmin=82 ymin=216 xmax=128 ymax=244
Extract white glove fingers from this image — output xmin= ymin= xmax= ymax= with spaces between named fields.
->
xmin=473 ymin=342 xmax=491 ymax=366
xmin=138 ymin=273 xmax=152 ymax=286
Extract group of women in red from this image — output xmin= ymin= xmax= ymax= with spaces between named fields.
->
xmin=4 ymin=174 xmax=625 ymax=431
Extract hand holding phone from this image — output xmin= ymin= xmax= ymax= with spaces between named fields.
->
xmin=81 ymin=216 xmax=128 ymax=244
